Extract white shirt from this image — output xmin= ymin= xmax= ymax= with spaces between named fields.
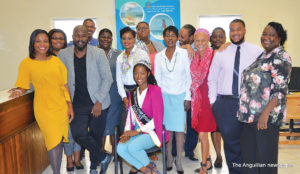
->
xmin=116 ymin=46 xmax=149 ymax=99
xmin=155 ymin=46 xmax=192 ymax=100
xmin=208 ymin=42 xmax=263 ymax=104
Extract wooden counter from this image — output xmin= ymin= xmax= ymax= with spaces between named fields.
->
xmin=0 ymin=90 xmax=49 ymax=174
xmin=280 ymin=92 xmax=300 ymax=144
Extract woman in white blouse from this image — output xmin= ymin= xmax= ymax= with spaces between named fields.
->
xmin=155 ymin=26 xmax=192 ymax=174
xmin=116 ymin=27 xmax=149 ymax=109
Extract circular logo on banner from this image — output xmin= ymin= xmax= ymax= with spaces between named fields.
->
xmin=120 ymin=2 xmax=144 ymax=27
xmin=149 ymin=13 xmax=174 ymax=40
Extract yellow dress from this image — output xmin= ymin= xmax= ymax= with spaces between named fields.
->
xmin=15 ymin=56 xmax=70 ymax=150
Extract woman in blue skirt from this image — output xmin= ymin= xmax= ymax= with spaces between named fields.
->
xmin=154 ymin=26 xmax=192 ymax=174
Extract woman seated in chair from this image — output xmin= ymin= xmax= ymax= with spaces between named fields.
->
xmin=117 ymin=52 xmax=168 ymax=174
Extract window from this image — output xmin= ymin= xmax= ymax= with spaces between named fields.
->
xmin=198 ymin=15 xmax=241 ymax=39
xmin=52 ymin=18 xmax=97 ymax=43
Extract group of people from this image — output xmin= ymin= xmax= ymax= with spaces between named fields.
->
xmin=9 ymin=17 xmax=291 ymax=174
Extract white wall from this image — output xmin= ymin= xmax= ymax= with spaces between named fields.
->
xmin=0 ymin=0 xmax=299 ymax=90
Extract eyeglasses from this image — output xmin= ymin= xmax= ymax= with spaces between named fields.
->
xmin=137 ymin=27 xmax=149 ymax=31
xmin=52 ymin=37 xmax=64 ymax=40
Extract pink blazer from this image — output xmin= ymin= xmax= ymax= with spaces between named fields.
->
xmin=128 ymin=84 xmax=169 ymax=147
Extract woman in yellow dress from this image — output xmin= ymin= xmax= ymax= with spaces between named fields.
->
xmin=9 ymin=29 xmax=74 ymax=174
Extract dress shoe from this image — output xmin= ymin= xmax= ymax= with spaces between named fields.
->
xmin=177 ymin=170 xmax=184 ymax=174
xmin=187 ymin=155 xmax=198 ymax=161
xmin=100 ymin=153 xmax=112 ymax=174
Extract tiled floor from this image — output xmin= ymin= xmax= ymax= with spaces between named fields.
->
xmin=42 ymin=137 xmax=300 ymax=174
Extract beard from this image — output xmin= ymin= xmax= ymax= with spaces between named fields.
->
xmin=74 ymin=41 xmax=88 ymax=51
xmin=230 ymin=36 xmax=245 ymax=45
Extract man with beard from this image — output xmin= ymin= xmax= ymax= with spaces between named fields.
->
xmin=58 ymin=25 xmax=113 ymax=174
xmin=208 ymin=19 xmax=262 ymax=174
xmin=68 ymin=18 xmax=98 ymax=46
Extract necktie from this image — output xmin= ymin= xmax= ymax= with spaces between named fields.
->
xmin=232 ymin=46 xmax=240 ymax=96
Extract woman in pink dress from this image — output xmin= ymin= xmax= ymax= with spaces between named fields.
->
xmin=190 ymin=28 xmax=217 ymax=174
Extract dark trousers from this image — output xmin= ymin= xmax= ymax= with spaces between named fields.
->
xmin=71 ymin=105 xmax=108 ymax=170
xmin=240 ymin=122 xmax=279 ymax=174
xmin=172 ymin=109 xmax=198 ymax=156
xmin=212 ymin=96 xmax=242 ymax=174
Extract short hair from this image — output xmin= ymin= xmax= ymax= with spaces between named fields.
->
xmin=73 ymin=25 xmax=88 ymax=35
xmin=212 ymin=27 xmax=226 ymax=35
xmin=230 ymin=19 xmax=246 ymax=28
xmin=267 ymin=22 xmax=287 ymax=46
xmin=211 ymin=27 xmax=226 ymax=41
xmin=182 ymin=24 xmax=196 ymax=37
xmin=29 ymin=29 xmax=52 ymax=59
xmin=83 ymin=18 xmax=95 ymax=25
xmin=163 ymin=26 xmax=178 ymax=38
xmin=98 ymin=28 xmax=113 ymax=37
xmin=136 ymin=21 xmax=149 ymax=28
xmin=120 ymin=27 xmax=136 ymax=38
xmin=48 ymin=29 xmax=67 ymax=49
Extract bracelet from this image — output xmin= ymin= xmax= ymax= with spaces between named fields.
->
xmin=137 ymin=128 xmax=141 ymax=133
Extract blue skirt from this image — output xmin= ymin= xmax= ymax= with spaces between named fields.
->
xmin=162 ymin=92 xmax=186 ymax=132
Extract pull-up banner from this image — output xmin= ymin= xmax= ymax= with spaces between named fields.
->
xmin=115 ymin=0 xmax=181 ymax=50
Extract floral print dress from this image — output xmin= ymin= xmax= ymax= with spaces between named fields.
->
xmin=238 ymin=46 xmax=292 ymax=126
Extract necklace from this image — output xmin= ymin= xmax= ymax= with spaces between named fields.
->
xmin=164 ymin=53 xmax=177 ymax=72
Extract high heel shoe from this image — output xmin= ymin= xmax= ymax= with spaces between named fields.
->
xmin=206 ymin=157 xmax=213 ymax=170
xmin=175 ymin=158 xmax=184 ymax=174
xmin=214 ymin=156 xmax=223 ymax=168
xmin=75 ymin=164 xmax=84 ymax=170
xmin=199 ymin=162 xmax=208 ymax=174
xmin=166 ymin=156 xmax=174 ymax=171
xmin=74 ymin=161 xmax=84 ymax=170
xmin=66 ymin=166 xmax=74 ymax=172
xmin=66 ymin=161 xmax=74 ymax=171
xmin=194 ymin=157 xmax=212 ymax=173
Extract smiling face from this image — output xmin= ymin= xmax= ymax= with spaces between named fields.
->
xmin=134 ymin=65 xmax=149 ymax=89
xmin=194 ymin=32 xmax=209 ymax=53
xmin=230 ymin=22 xmax=246 ymax=44
xmin=83 ymin=20 xmax=96 ymax=39
xmin=121 ymin=32 xmax=135 ymax=51
xmin=179 ymin=28 xmax=193 ymax=46
xmin=261 ymin=25 xmax=280 ymax=53
xmin=73 ymin=28 xmax=89 ymax=51
xmin=137 ymin=23 xmax=150 ymax=41
xmin=98 ymin=31 xmax=112 ymax=51
xmin=34 ymin=33 xmax=50 ymax=56
xmin=164 ymin=30 xmax=178 ymax=48
xmin=51 ymin=32 xmax=65 ymax=51
xmin=211 ymin=29 xmax=226 ymax=50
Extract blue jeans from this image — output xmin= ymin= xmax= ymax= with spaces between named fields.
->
xmin=117 ymin=133 xmax=155 ymax=169
xmin=64 ymin=125 xmax=81 ymax=156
